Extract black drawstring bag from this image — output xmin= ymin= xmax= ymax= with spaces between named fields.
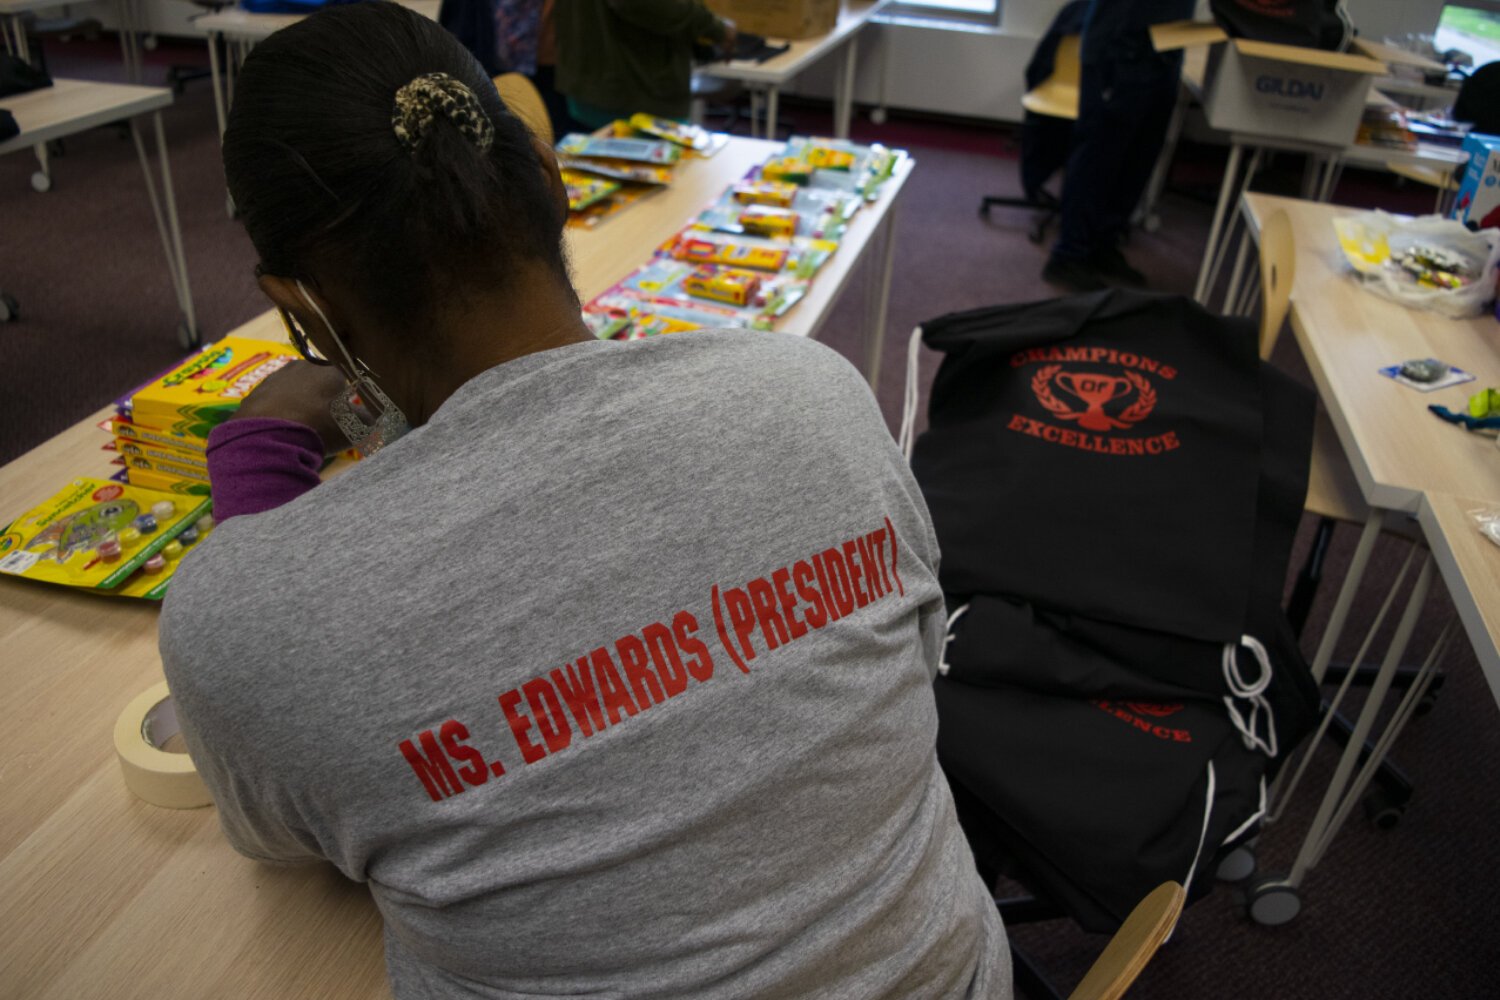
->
xmin=1209 ymin=0 xmax=1352 ymax=52
xmin=0 ymin=53 xmax=52 ymax=98
xmin=0 ymin=110 xmax=17 ymax=143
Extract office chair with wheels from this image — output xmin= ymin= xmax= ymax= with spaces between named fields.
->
xmin=979 ymin=1 xmax=1087 ymax=244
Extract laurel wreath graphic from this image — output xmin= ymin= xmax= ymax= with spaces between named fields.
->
xmin=1031 ymin=364 xmax=1157 ymax=431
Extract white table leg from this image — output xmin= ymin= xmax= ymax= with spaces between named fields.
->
xmin=130 ymin=112 xmax=199 ymax=346
xmin=1136 ymin=82 xmax=1187 ymax=230
xmin=863 ymin=205 xmax=899 ymax=388
xmin=836 ymin=35 xmax=859 ymax=139
xmin=207 ymin=30 xmax=228 ymax=140
xmin=1195 ymin=143 xmax=1261 ymax=305
xmin=1287 ymin=553 xmax=1433 ymax=886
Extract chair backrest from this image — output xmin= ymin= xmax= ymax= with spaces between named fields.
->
xmin=1257 ymin=209 xmax=1295 ymax=360
xmin=1067 ymin=881 xmax=1186 ymax=1000
xmin=1020 ymin=35 xmax=1081 ymax=121
xmin=493 ymin=72 xmax=553 ymax=146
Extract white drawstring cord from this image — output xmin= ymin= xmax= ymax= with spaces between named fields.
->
xmin=1222 ymin=635 xmax=1278 ymax=759
xmin=1180 ymin=760 xmax=1217 ymax=907
xmin=898 ymin=326 xmax=924 ymax=460
xmin=937 ymin=602 xmax=970 ymax=677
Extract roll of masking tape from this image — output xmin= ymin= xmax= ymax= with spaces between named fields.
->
xmin=114 ymin=681 xmax=212 ymax=809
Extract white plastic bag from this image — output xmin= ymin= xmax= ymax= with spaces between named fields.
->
xmin=1333 ymin=210 xmax=1500 ymax=319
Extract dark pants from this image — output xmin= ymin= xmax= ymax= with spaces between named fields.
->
xmin=1052 ymin=54 xmax=1179 ymax=262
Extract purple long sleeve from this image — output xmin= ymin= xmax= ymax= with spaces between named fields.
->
xmin=206 ymin=418 xmax=324 ymax=521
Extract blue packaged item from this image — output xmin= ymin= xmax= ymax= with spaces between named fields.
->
xmin=1451 ymin=132 xmax=1500 ymax=231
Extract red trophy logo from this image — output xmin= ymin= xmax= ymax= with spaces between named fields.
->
xmin=1032 ymin=364 xmax=1157 ymax=432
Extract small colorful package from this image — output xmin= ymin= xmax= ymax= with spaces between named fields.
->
xmin=556 ymin=133 xmax=681 ymax=165
xmin=782 ymin=136 xmax=898 ymax=200
xmin=0 ymin=478 xmax=211 ymax=594
xmin=624 ymin=113 xmax=724 ymax=155
xmin=660 ymin=230 xmax=834 ymax=278
xmin=561 ymin=169 xmax=621 ymax=212
xmin=558 ymin=156 xmax=675 ymax=186
xmin=732 ymin=178 xmax=798 ymax=207
xmin=606 ymin=258 xmax=806 ymax=321
xmin=696 ymin=181 xmax=861 ymax=243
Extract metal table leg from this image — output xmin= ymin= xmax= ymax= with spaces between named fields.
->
xmin=129 ymin=111 xmax=199 ymax=348
xmin=835 ymin=35 xmax=859 ymax=139
xmin=863 ymin=204 xmax=899 ymax=388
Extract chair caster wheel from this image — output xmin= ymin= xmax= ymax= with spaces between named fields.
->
xmin=0 ymin=292 xmax=19 ymax=322
xmin=177 ymin=320 xmax=200 ymax=349
xmin=1216 ymin=845 xmax=1257 ymax=882
xmin=1363 ymin=788 xmax=1404 ymax=830
xmin=31 ymin=170 xmax=52 ymax=193
xmin=1245 ymin=877 xmax=1301 ymax=926
xmin=869 ymin=106 xmax=888 ymax=125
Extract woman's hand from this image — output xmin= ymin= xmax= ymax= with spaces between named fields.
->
xmin=231 ymin=361 xmax=351 ymax=455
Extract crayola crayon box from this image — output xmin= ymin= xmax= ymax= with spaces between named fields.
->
xmin=124 ymin=335 xmax=299 ymax=438
xmin=0 ymin=478 xmax=211 ymax=596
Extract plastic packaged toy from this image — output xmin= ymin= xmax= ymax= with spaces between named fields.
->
xmin=624 ymin=113 xmax=721 ymax=153
xmin=0 ymin=478 xmax=211 ymax=596
xmin=559 ymin=156 xmax=674 ymax=186
xmin=695 ymin=178 xmax=861 ymax=243
xmin=761 ymin=156 xmax=815 ymax=184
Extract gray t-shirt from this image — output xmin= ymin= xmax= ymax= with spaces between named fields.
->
xmin=160 ymin=331 xmax=1010 ymax=1000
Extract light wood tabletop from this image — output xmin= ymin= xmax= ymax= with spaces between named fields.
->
xmin=1241 ymin=193 xmax=1500 ymax=513
xmin=0 ymin=133 xmax=913 ymax=999
xmin=0 ymin=78 xmax=169 ymax=155
xmin=1418 ymin=492 xmax=1500 ymax=703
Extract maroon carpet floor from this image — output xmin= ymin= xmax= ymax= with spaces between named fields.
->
xmin=3 ymin=35 xmax=1498 ymax=1000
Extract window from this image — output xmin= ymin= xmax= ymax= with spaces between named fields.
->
xmin=1437 ymin=2 xmax=1500 ymax=67
xmin=887 ymin=0 xmax=1001 ymax=26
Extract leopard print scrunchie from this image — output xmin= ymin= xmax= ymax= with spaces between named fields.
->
xmin=391 ymin=72 xmax=495 ymax=154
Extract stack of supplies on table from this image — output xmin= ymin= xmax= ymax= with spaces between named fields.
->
xmin=584 ymin=135 xmax=903 ymax=340
xmin=110 ymin=335 xmax=299 ymax=496
xmin=557 ymin=115 xmax=731 ymax=228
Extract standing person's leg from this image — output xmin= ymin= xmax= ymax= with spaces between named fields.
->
xmin=1089 ymin=59 xmax=1180 ymax=285
xmin=1044 ymin=60 xmax=1115 ymax=291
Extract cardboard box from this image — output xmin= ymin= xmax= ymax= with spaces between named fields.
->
xmin=1152 ymin=21 xmax=1386 ymax=147
xmin=1452 ymin=133 xmax=1500 ymax=231
xmin=704 ymin=0 xmax=838 ymax=41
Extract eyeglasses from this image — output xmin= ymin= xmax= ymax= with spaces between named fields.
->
xmin=276 ymin=307 xmax=334 ymax=366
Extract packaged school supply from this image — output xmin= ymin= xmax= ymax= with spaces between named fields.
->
xmin=556 ymin=133 xmax=681 ymax=165
xmin=660 ymin=230 xmax=834 ymax=279
xmin=561 ymin=169 xmax=621 ymax=212
xmin=559 ymin=156 xmax=675 ymax=186
xmin=624 ymin=113 xmax=722 ymax=154
xmin=124 ymin=335 xmax=300 ymax=438
xmin=585 ymin=295 xmax=745 ymax=341
xmin=781 ymin=137 xmax=898 ymax=200
xmin=0 ymin=478 xmax=211 ymax=597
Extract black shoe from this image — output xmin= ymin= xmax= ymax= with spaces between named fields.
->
xmin=1042 ymin=256 xmax=1108 ymax=293
xmin=1090 ymin=246 xmax=1147 ymax=287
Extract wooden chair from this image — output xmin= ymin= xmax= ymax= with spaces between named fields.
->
xmin=1066 ymin=881 xmax=1185 ymax=1000
xmin=979 ymin=29 xmax=1082 ymax=244
xmin=1223 ymin=210 xmax=1432 ymax=918
xmin=1020 ymin=34 xmax=1081 ymax=121
xmin=492 ymin=72 xmax=553 ymax=146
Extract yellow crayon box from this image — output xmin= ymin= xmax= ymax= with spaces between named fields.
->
xmin=732 ymin=179 xmax=798 ymax=207
xmin=682 ymin=265 xmax=763 ymax=307
xmin=123 ymin=467 xmax=213 ymax=496
xmin=665 ymin=234 xmax=790 ymax=272
xmin=114 ymin=436 xmax=209 ymax=472
xmin=0 ymin=478 xmax=211 ymax=593
xmin=127 ymin=336 xmax=299 ymax=438
xmin=112 ymin=416 xmax=208 ymax=456
xmin=738 ymin=205 xmax=799 ymax=239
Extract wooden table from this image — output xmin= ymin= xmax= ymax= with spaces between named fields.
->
xmin=1230 ymin=192 xmax=1500 ymax=924
xmin=695 ymin=0 xmax=891 ymax=140
xmin=0 ymin=78 xmax=198 ymax=345
xmin=0 ymin=133 xmax=913 ymax=998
